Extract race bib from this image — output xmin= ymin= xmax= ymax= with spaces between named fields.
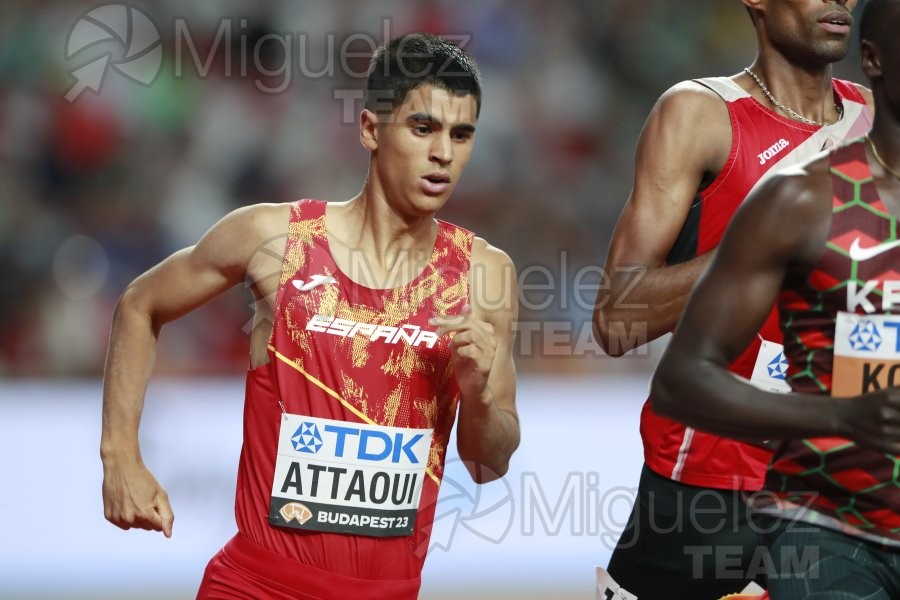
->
xmin=268 ymin=413 xmax=433 ymax=537
xmin=832 ymin=311 xmax=900 ymax=397
xmin=748 ymin=340 xmax=792 ymax=393
xmin=595 ymin=566 xmax=638 ymax=600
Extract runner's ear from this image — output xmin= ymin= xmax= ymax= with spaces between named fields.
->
xmin=360 ymin=109 xmax=379 ymax=151
xmin=860 ymin=40 xmax=882 ymax=81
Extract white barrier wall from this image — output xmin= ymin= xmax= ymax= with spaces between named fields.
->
xmin=0 ymin=375 xmax=648 ymax=599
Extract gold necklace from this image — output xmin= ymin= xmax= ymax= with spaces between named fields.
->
xmin=743 ymin=67 xmax=843 ymax=127
xmin=866 ymin=135 xmax=900 ymax=180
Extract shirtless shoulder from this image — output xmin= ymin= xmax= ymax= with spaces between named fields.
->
xmin=643 ymin=79 xmax=734 ymax=182
xmin=469 ymin=237 xmax=517 ymax=323
xmin=235 ymin=202 xmax=292 ymax=298
xmin=657 ymin=80 xmax=732 ymax=135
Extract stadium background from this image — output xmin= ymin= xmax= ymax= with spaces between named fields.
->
xmin=0 ymin=1 xmax=866 ymax=598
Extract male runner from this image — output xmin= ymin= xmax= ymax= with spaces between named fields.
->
xmin=653 ymin=1 xmax=900 ymax=596
xmin=100 ymin=34 xmax=520 ymax=599
xmin=594 ymin=1 xmax=873 ymax=597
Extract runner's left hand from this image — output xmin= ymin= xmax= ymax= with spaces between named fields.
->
xmin=430 ymin=304 xmax=496 ymax=403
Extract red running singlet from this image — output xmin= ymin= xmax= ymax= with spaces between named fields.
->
xmin=642 ymin=77 xmax=873 ymax=490
xmin=199 ymin=199 xmax=474 ymax=599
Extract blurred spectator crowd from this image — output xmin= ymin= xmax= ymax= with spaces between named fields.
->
xmin=2 ymin=0 xmax=855 ymax=376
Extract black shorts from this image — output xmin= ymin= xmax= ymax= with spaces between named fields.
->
xmin=762 ymin=517 xmax=900 ymax=600
xmin=606 ymin=464 xmax=766 ymax=599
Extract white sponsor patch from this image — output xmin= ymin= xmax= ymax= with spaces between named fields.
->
xmin=748 ymin=340 xmax=792 ymax=393
xmin=595 ymin=566 xmax=638 ymax=600
xmin=832 ymin=311 xmax=900 ymax=397
xmin=269 ymin=413 xmax=433 ymax=536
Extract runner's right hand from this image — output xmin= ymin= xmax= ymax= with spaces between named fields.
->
xmin=102 ymin=458 xmax=174 ymax=537
xmin=838 ymin=388 xmax=900 ymax=454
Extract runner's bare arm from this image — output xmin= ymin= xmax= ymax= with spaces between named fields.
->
xmin=651 ymin=170 xmax=832 ymax=437
xmin=651 ymin=167 xmax=900 ymax=453
xmin=433 ymin=239 xmax=519 ymax=483
xmin=594 ymin=83 xmax=731 ymax=355
xmin=100 ymin=204 xmax=283 ymax=536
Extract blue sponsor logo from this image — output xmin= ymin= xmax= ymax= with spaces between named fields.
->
xmin=291 ymin=422 xmax=324 ymax=454
xmin=848 ymin=320 xmax=882 ymax=352
xmin=767 ymin=351 xmax=788 ymax=380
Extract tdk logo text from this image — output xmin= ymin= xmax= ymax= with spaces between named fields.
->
xmin=318 ymin=425 xmax=424 ymax=464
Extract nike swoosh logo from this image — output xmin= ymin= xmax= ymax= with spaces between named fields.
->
xmin=848 ymin=238 xmax=900 ymax=262
xmin=292 ymin=274 xmax=337 ymax=292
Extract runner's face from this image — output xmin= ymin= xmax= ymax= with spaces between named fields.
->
xmin=761 ymin=0 xmax=857 ymax=66
xmin=371 ymin=85 xmax=477 ymax=218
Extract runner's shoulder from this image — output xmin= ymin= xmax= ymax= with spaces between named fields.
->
xmin=654 ymin=80 xmax=730 ymax=124
xmin=647 ymin=80 xmax=731 ymax=148
xmin=643 ymin=80 xmax=732 ymax=168
xmin=471 ymin=237 xmax=514 ymax=274
xmin=227 ymin=202 xmax=292 ymax=242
